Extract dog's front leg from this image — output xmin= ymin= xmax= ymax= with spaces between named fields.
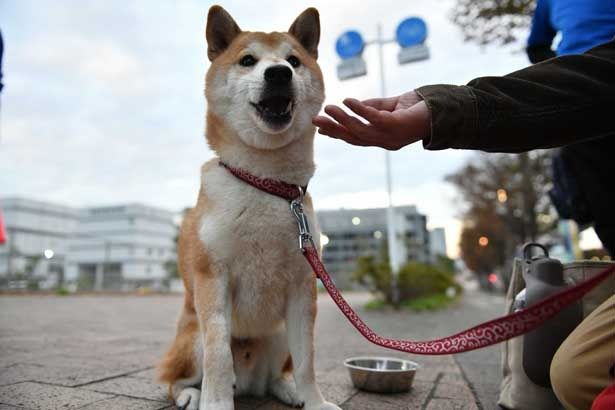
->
xmin=194 ymin=268 xmax=234 ymax=410
xmin=287 ymin=277 xmax=341 ymax=410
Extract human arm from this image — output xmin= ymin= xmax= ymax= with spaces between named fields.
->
xmin=526 ymin=0 xmax=556 ymax=63
xmin=313 ymin=39 xmax=615 ymax=153
xmin=418 ymin=38 xmax=615 ymax=152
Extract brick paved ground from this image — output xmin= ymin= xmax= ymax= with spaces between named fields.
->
xmin=0 ymin=291 xmax=505 ymax=409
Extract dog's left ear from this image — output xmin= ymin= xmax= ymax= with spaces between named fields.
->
xmin=288 ymin=8 xmax=320 ymax=59
xmin=206 ymin=5 xmax=242 ymax=61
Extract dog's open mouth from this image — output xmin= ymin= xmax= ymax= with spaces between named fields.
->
xmin=251 ymin=96 xmax=294 ymax=127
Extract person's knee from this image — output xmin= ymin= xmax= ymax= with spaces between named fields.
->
xmin=550 ymin=347 xmax=575 ymax=407
xmin=550 ymin=344 xmax=594 ymax=410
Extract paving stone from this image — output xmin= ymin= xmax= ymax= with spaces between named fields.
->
xmin=23 ymin=349 xmax=160 ymax=371
xmin=0 ymin=292 xmax=504 ymax=408
xmin=77 ymin=396 xmax=172 ymax=410
xmin=0 ymin=360 xmax=147 ymax=388
xmin=340 ymin=380 xmax=431 ymax=410
xmin=319 ymin=382 xmax=356 ymax=407
xmin=1 ymin=364 xmax=38 ymax=386
xmin=8 ymin=351 xmax=158 ymax=387
xmin=439 ymin=372 xmax=467 ymax=385
xmin=414 ymin=365 xmax=460 ymax=383
xmin=128 ymin=367 xmax=158 ymax=381
xmin=0 ymin=348 xmax=45 ymax=369
xmin=454 ymin=362 xmax=501 ymax=391
xmin=0 ymin=404 xmax=29 ymax=410
xmin=433 ymin=382 xmax=475 ymax=401
xmin=0 ymin=381 xmax=112 ymax=410
xmin=425 ymin=398 xmax=479 ymax=410
xmin=316 ymin=367 xmax=357 ymax=405
xmin=81 ymin=376 xmax=170 ymax=402
xmin=467 ymin=385 xmax=501 ymax=410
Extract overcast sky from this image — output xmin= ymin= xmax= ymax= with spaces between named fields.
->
xmin=0 ymin=0 xmax=541 ymax=256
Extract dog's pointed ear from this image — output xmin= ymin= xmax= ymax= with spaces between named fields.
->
xmin=206 ymin=5 xmax=241 ymax=61
xmin=288 ymin=8 xmax=320 ymax=59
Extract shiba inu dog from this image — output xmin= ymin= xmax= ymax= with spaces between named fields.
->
xmin=158 ymin=5 xmax=340 ymax=410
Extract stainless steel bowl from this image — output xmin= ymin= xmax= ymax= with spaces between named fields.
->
xmin=344 ymin=356 xmax=419 ymax=393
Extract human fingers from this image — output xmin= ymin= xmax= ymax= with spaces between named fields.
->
xmin=343 ymin=98 xmax=391 ymax=125
xmin=323 ymin=106 xmax=399 ymax=148
xmin=312 ymin=115 xmax=354 ymax=140
xmin=323 ymin=105 xmax=375 ymax=139
xmin=312 ymin=114 xmax=372 ymax=146
xmin=315 ymin=121 xmax=373 ymax=147
xmin=360 ymin=96 xmax=399 ymax=111
xmin=317 ymin=127 xmax=371 ymax=147
xmin=312 ymin=115 xmax=338 ymax=129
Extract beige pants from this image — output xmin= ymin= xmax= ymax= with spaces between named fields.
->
xmin=551 ymin=294 xmax=615 ymax=410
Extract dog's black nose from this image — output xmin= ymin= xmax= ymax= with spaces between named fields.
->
xmin=264 ymin=65 xmax=292 ymax=85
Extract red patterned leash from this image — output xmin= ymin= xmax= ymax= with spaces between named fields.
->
xmin=219 ymin=162 xmax=615 ymax=355
xmin=303 ymin=246 xmax=614 ymax=355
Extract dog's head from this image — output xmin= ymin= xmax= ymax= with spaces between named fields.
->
xmin=204 ymin=6 xmax=324 ymax=151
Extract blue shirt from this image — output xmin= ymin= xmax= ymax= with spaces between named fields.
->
xmin=528 ymin=0 xmax=615 ymax=56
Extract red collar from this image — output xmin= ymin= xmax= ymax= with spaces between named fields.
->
xmin=219 ymin=161 xmax=308 ymax=202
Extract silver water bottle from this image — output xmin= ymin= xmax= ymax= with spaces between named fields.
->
xmin=521 ymin=243 xmax=583 ymax=388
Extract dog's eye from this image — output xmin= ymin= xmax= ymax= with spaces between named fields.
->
xmin=287 ymin=55 xmax=301 ymax=68
xmin=239 ymin=55 xmax=257 ymax=67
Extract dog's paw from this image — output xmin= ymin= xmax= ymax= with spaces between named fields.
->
xmin=306 ymin=402 xmax=341 ymax=410
xmin=269 ymin=377 xmax=304 ymax=408
xmin=176 ymin=387 xmax=200 ymax=410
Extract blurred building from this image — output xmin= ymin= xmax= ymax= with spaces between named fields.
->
xmin=429 ymin=227 xmax=447 ymax=259
xmin=0 ymin=197 xmax=176 ymax=290
xmin=0 ymin=198 xmax=80 ymax=288
xmin=66 ymin=204 xmax=176 ymax=291
xmin=316 ymin=206 xmax=432 ymax=288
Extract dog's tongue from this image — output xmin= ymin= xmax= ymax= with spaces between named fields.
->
xmin=261 ymin=97 xmax=291 ymax=114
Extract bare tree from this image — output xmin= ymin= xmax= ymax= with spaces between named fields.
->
xmin=451 ymin=0 xmax=536 ymax=46
xmin=447 ymin=151 xmax=555 ymax=278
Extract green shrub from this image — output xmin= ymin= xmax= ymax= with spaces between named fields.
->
xmin=397 ymin=263 xmax=460 ymax=300
xmin=27 ymin=280 xmax=40 ymax=291
xmin=401 ymin=293 xmax=458 ymax=312
xmin=354 ymin=256 xmax=461 ymax=307
xmin=55 ymin=287 xmax=70 ymax=296
xmin=364 ymin=299 xmax=387 ymax=311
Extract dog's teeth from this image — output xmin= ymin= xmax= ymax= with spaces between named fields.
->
xmin=285 ymin=102 xmax=292 ymax=113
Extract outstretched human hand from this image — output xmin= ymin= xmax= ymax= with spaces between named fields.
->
xmin=312 ymin=91 xmax=431 ymax=150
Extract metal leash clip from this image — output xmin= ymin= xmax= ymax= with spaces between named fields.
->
xmin=290 ymin=186 xmax=315 ymax=251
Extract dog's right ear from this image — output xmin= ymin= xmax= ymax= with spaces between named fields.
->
xmin=206 ymin=5 xmax=241 ymax=61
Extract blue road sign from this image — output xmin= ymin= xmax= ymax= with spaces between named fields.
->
xmin=335 ymin=30 xmax=365 ymax=60
xmin=396 ymin=17 xmax=427 ymax=47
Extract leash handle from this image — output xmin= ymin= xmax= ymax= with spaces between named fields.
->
xmin=302 ymin=246 xmax=614 ymax=355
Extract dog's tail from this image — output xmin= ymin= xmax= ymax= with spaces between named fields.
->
xmin=156 ymin=316 xmax=199 ymax=398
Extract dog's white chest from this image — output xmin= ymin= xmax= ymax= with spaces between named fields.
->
xmin=198 ymin=165 xmax=317 ymax=337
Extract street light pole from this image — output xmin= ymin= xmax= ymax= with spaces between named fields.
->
xmin=375 ymin=23 xmax=401 ymax=306
xmin=336 ymin=18 xmax=429 ymax=307
xmin=376 ymin=23 xmax=401 ymax=305
xmin=94 ymin=240 xmax=109 ymax=291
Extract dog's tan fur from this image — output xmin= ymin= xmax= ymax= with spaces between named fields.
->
xmin=158 ymin=6 xmax=339 ymax=410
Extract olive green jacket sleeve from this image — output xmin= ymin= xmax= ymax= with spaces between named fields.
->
xmin=415 ymin=38 xmax=615 ymax=153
